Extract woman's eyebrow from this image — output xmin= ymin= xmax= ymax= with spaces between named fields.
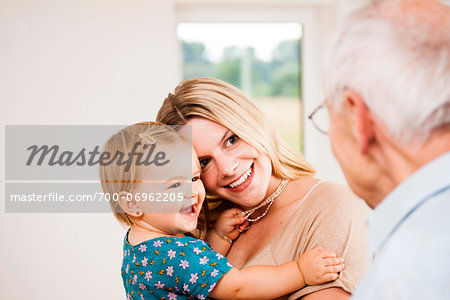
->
xmin=220 ymin=130 xmax=231 ymax=145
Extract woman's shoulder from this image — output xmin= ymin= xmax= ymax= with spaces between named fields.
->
xmin=285 ymin=180 xmax=370 ymax=230
xmin=305 ymin=180 xmax=368 ymax=212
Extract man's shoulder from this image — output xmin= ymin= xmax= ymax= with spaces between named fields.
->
xmin=398 ymin=187 xmax=450 ymax=235
xmin=355 ymin=210 xmax=450 ymax=300
xmin=365 ymin=191 xmax=450 ymax=293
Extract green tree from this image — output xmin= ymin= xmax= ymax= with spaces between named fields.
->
xmin=213 ymin=46 xmax=242 ymax=88
xmin=181 ymin=41 xmax=213 ymax=79
xmin=270 ymin=39 xmax=301 ymax=97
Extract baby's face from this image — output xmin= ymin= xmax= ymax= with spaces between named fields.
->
xmin=135 ymin=145 xmax=205 ymax=235
xmin=169 ymin=150 xmax=206 ymax=233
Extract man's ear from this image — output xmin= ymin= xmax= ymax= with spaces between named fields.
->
xmin=345 ymin=90 xmax=375 ymax=154
xmin=118 ymin=191 xmax=142 ymax=217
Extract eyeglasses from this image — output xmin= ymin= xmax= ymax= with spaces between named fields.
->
xmin=308 ymin=101 xmax=329 ymax=135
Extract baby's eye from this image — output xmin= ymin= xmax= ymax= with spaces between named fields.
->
xmin=199 ymin=158 xmax=211 ymax=169
xmin=168 ymin=182 xmax=181 ymax=189
xmin=192 ymin=176 xmax=200 ymax=182
xmin=225 ymin=135 xmax=239 ymax=148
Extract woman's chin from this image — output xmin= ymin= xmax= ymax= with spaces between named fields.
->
xmin=227 ymin=191 xmax=266 ymax=208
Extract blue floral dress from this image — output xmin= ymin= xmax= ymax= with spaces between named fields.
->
xmin=121 ymin=232 xmax=233 ymax=300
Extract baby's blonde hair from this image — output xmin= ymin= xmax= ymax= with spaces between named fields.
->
xmin=99 ymin=122 xmax=185 ymax=226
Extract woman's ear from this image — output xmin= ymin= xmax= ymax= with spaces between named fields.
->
xmin=118 ymin=191 xmax=143 ymax=217
xmin=345 ymin=90 xmax=376 ymax=154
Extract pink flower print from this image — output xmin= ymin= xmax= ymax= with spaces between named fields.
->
xmin=141 ymin=257 xmax=148 ymax=267
xmin=210 ymin=269 xmax=219 ymax=277
xmin=132 ymin=254 xmax=137 ymax=263
xmin=216 ymin=253 xmax=224 ymax=260
xmin=197 ymin=295 xmax=205 ymax=300
xmin=199 ymin=256 xmax=209 ymax=265
xmin=183 ymin=284 xmax=190 ymax=293
xmin=153 ymin=240 xmax=163 ymax=247
xmin=168 ymin=292 xmax=177 ymax=300
xmin=154 ymin=281 xmax=165 ymax=290
xmin=125 ymin=264 xmax=129 ymax=274
xmin=145 ymin=271 xmax=152 ymax=282
xmin=132 ymin=274 xmax=137 ymax=285
xmin=208 ymin=283 xmax=216 ymax=293
xmin=179 ymin=260 xmax=189 ymax=270
xmin=166 ymin=265 xmax=174 ymax=277
xmin=139 ymin=283 xmax=147 ymax=290
xmin=226 ymin=262 xmax=233 ymax=268
xmin=167 ymin=249 xmax=176 ymax=259
xmin=189 ymin=273 xmax=199 ymax=284
xmin=193 ymin=247 xmax=202 ymax=255
xmin=175 ymin=241 xmax=184 ymax=247
xmin=127 ymin=292 xmax=132 ymax=300
xmin=140 ymin=293 xmax=145 ymax=300
xmin=139 ymin=244 xmax=147 ymax=252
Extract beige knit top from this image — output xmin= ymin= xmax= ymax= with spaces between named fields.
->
xmin=243 ymin=181 xmax=369 ymax=299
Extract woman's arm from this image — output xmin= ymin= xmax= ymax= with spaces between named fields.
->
xmin=301 ymin=287 xmax=350 ymax=300
xmin=285 ymin=182 xmax=369 ymax=299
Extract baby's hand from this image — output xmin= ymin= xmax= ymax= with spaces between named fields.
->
xmin=297 ymin=247 xmax=344 ymax=285
xmin=215 ymin=207 xmax=249 ymax=241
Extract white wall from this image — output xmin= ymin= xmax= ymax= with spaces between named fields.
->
xmin=0 ymin=0 xmax=364 ymax=299
xmin=0 ymin=0 xmax=179 ymax=299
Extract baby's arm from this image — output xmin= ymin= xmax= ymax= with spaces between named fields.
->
xmin=209 ymin=247 xmax=344 ymax=299
xmin=206 ymin=207 xmax=249 ymax=256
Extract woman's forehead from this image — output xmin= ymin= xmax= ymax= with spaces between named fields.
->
xmin=181 ymin=118 xmax=230 ymax=144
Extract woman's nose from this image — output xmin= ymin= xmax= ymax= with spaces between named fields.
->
xmin=216 ymin=154 xmax=238 ymax=177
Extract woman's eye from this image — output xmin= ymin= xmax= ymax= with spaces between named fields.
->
xmin=199 ymin=158 xmax=210 ymax=169
xmin=168 ymin=182 xmax=181 ymax=189
xmin=225 ymin=135 xmax=239 ymax=147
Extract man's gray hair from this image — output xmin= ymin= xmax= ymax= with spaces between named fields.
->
xmin=324 ymin=0 xmax=450 ymax=144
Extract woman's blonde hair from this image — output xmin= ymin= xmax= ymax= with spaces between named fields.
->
xmin=156 ymin=78 xmax=315 ymax=232
xmin=156 ymin=77 xmax=315 ymax=179
xmin=99 ymin=122 xmax=185 ymax=227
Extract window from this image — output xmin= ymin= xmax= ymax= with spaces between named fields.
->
xmin=178 ymin=23 xmax=303 ymax=152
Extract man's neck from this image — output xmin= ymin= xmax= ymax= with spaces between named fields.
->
xmin=373 ymin=130 xmax=450 ymax=208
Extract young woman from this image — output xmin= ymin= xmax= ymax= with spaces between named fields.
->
xmin=100 ymin=122 xmax=344 ymax=300
xmin=156 ymin=77 xmax=368 ymax=299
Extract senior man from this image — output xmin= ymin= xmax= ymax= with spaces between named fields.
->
xmin=314 ymin=0 xmax=450 ymax=299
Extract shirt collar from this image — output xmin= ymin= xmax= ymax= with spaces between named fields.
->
xmin=368 ymin=151 xmax=450 ymax=260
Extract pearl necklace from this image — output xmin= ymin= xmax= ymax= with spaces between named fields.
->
xmin=238 ymin=179 xmax=289 ymax=222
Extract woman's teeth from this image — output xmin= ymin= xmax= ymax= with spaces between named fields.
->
xmin=229 ymin=166 xmax=253 ymax=188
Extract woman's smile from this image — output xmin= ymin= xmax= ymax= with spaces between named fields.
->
xmin=225 ymin=163 xmax=254 ymax=192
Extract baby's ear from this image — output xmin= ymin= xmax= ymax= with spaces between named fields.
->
xmin=118 ymin=191 xmax=143 ymax=217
